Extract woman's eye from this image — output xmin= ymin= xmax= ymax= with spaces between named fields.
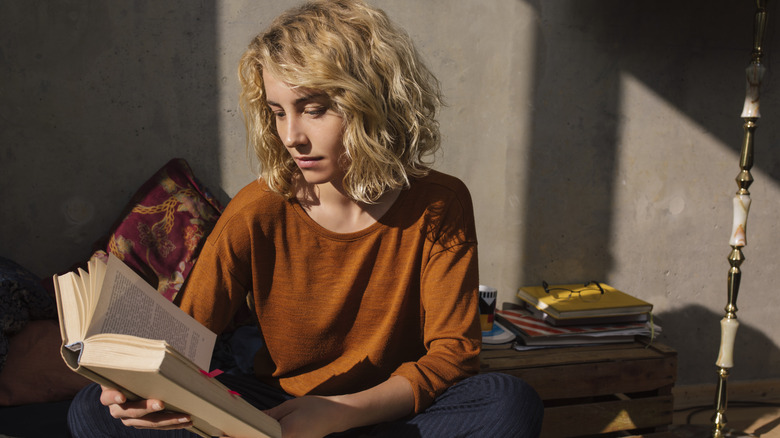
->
xmin=305 ymin=107 xmax=326 ymax=116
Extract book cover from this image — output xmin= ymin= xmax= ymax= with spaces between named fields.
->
xmin=519 ymin=301 xmax=650 ymax=327
xmin=495 ymin=308 xmax=658 ymax=347
xmin=516 ymin=282 xmax=653 ymax=320
xmin=481 ymin=322 xmax=516 ymax=349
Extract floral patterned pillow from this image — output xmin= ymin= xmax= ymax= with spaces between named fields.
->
xmin=99 ymin=158 xmax=224 ymax=302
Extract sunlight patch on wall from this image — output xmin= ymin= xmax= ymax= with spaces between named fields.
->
xmin=610 ymin=72 xmax=780 ymax=316
xmin=612 ymin=72 xmax=734 ymax=313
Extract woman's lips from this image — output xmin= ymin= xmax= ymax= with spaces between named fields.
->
xmin=295 ymin=156 xmax=322 ymax=169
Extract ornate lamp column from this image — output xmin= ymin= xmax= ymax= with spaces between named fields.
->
xmin=711 ymin=2 xmax=768 ymax=437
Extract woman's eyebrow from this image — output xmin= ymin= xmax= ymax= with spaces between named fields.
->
xmin=266 ymin=93 xmax=329 ymax=108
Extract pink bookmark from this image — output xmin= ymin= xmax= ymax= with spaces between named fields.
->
xmin=199 ymin=369 xmax=242 ymax=397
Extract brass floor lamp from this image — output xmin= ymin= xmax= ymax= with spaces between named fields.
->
xmin=710 ymin=1 xmax=768 ymax=437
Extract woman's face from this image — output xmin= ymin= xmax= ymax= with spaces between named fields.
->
xmin=263 ymin=71 xmax=346 ymax=188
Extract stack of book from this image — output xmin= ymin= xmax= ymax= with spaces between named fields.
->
xmin=485 ymin=282 xmax=659 ymax=350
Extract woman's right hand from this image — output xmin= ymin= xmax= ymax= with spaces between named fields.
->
xmin=99 ymin=385 xmax=193 ymax=430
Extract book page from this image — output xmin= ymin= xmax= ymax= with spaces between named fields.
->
xmin=87 ymin=258 xmax=106 ymax=322
xmin=76 ymin=267 xmax=93 ymax=337
xmin=86 ymin=255 xmax=216 ymax=370
xmin=53 ymin=272 xmax=82 ymax=344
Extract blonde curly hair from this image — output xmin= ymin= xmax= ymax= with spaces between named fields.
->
xmin=238 ymin=0 xmax=442 ymax=203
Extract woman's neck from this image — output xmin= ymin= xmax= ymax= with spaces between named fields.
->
xmin=296 ymin=180 xmax=401 ymax=234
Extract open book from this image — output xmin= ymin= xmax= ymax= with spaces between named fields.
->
xmin=53 ymin=254 xmax=281 ymax=438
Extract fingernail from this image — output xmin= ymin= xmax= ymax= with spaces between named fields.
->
xmin=114 ymin=395 xmax=124 ymax=404
xmin=179 ymin=416 xmax=191 ymax=423
xmin=152 ymin=402 xmax=162 ymax=411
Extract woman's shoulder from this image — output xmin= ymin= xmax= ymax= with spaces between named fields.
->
xmin=224 ymin=179 xmax=289 ymax=212
xmin=410 ymin=170 xmax=474 ymax=208
xmin=405 ymin=170 xmax=477 ymax=244
xmin=208 ymin=179 xmax=288 ymax=237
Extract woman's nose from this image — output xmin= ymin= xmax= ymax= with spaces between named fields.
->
xmin=282 ymin=116 xmax=307 ymax=148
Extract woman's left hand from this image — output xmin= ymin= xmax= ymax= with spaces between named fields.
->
xmin=264 ymin=395 xmax=348 ymax=438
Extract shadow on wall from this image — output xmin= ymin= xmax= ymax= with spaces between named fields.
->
xmin=0 ymin=1 xmax=222 ymax=275
xmin=654 ymin=304 xmax=780 ymax=386
xmin=519 ymin=0 xmax=780 ymax=284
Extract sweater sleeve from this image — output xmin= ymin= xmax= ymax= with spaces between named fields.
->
xmin=390 ymin=181 xmax=482 ymax=413
xmin=176 ymin=188 xmax=261 ymax=335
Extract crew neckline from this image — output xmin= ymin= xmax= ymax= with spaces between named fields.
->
xmin=289 ymin=187 xmax=409 ymax=240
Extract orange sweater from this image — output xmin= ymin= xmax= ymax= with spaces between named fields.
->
xmin=178 ymin=170 xmax=481 ymax=413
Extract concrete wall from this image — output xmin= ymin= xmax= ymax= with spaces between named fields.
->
xmin=2 ymin=0 xmax=779 ymax=386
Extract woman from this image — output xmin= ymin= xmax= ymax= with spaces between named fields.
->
xmin=68 ymin=1 xmax=543 ymax=437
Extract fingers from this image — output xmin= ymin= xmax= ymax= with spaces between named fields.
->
xmin=263 ymin=402 xmax=293 ymax=421
xmin=99 ymin=385 xmax=126 ymax=406
xmin=99 ymin=385 xmax=190 ymax=430
xmin=115 ymin=410 xmax=192 ymax=430
xmin=107 ymin=398 xmax=164 ymax=419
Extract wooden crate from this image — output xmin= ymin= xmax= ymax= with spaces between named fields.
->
xmin=480 ymin=340 xmax=677 ymax=438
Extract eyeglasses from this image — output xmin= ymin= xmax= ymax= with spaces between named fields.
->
xmin=542 ymin=281 xmax=605 ymax=302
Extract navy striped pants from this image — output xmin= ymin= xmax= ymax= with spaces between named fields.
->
xmin=68 ymin=372 xmax=543 ymax=437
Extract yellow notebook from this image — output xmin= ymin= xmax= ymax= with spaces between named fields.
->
xmin=516 ymin=282 xmax=652 ymax=321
